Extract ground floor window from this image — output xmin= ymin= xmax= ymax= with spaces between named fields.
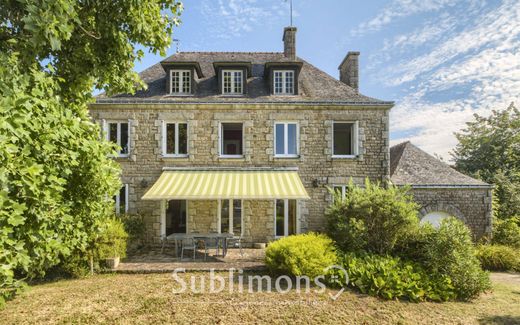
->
xmin=114 ymin=184 xmax=128 ymax=215
xmin=275 ymin=199 xmax=297 ymax=237
xmin=332 ymin=184 xmax=349 ymax=201
xmin=166 ymin=200 xmax=187 ymax=235
xmin=219 ymin=199 xmax=242 ymax=235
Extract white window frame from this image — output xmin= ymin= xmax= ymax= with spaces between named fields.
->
xmin=332 ymin=121 xmax=359 ymax=158
xmin=219 ymin=121 xmax=244 ymax=158
xmin=274 ymin=199 xmax=300 ymax=238
xmin=273 ymin=70 xmax=295 ymax=95
xmin=222 ymin=69 xmax=243 ymax=95
xmin=169 ymin=69 xmax=192 ymax=95
xmin=217 ymin=199 xmax=243 ymax=236
xmin=115 ymin=184 xmax=129 ymax=215
xmin=332 ymin=184 xmax=349 ymax=202
xmin=161 ymin=121 xmax=189 ymax=157
xmin=160 ymin=200 xmax=189 ymax=236
xmin=105 ymin=120 xmax=130 ymax=158
xmin=274 ymin=121 xmax=299 ymax=158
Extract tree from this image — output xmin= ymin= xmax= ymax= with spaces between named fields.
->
xmin=452 ymin=103 xmax=520 ymax=219
xmin=0 ymin=0 xmax=183 ymax=304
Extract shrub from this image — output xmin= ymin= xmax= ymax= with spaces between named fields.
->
xmin=265 ymin=233 xmax=337 ymax=279
xmin=120 ymin=214 xmax=146 ymax=251
xmin=326 ymin=179 xmax=419 ymax=254
xmin=421 ymin=218 xmax=491 ymax=300
xmin=492 ymin=217 xmax=520 ymax=248
xmin=476 ymin=244 xmax=520 ymax=272
xmin=337 ymin=253 xmax=456 ymax=302
xmin=96 ymin=217 xmax=128 ymax=260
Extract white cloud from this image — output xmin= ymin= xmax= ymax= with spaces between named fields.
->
xmin=200 ymin=0 xmax=289 ymax=40
xmin=383 ymin=1 xmax=520 ymax=159
xmin=351 ymin=0 xmax=465 ymax=37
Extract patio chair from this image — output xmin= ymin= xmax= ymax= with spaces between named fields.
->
xmin=202 ymin=237 xmax=220 ymax=260
xmin=226 ymin=235 xmax=243 ymax=257
xmin=180 ymin=237 xmax=197 ymax=260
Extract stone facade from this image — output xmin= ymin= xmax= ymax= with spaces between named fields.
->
xmin=411 ymin=187 xmax=493 ymax=239
xmin=90 ymin=103 xmax=390 ymax=244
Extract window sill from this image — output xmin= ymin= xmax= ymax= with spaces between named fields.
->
xmin=162 ymin=154 xmax=189 ymax=159
xmin=219 ymin=155 xmax=245 ymax=159
xmin=274 ymin=155 xmax=300 ymax=159
xmin=331 ymin=155 xmax=358 ymax=159
xmin=109 ymin=154 xmax=130 ymax=159
xmin=219 ymin=94 xmax=245 ymax=97
xmin=166 ymin=93 xmax=193 ymax=97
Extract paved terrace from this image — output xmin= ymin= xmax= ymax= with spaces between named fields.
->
xmin=112 ymin=247 xmax=267 ymax=273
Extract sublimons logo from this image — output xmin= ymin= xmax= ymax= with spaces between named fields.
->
xmin=172 ymin=265 xmax=349 ymax=300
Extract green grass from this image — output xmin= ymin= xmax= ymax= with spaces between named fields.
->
xmin=1 ymin=272 xmax=520 ymax=324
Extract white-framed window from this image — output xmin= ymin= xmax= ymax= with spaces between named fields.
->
xmin=114 ymin=184 xmax=129 ymax=215
xmin=274 ymin=70 xmax=294 ymax=95
xmin=222 ymin=70 xmax=243 ymax=94
xmin=332 ymin=185 xmax=349 ymax=201
xmin=106 ymin=121 xmax=130 ymax=157
xmin=274 ymin=122 xmax=299 ymax=157
xmin=162 ymin=121 xmax=188 ymax=157
xmin=220 ymin=122 xmax=244 ymax=158
xmin=275 ymin=199 xmax=298 ymax=238
xmin=218 ymin=199 xmax=243 ymax=235
xmin=170 ymin=69 xmax=191 ymax=94
xmin=332 ymin=121 xmax=359 ymax=158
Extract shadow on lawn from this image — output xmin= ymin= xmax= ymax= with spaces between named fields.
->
xmin=479 ymin=315 xmax=520 ymax=325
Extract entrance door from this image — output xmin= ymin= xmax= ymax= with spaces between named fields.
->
xmin=166 ymin=200 xmax=187 ymax=235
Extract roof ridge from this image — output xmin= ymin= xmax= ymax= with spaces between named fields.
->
xmin=174 ymin=51 xmax=283 ymax=54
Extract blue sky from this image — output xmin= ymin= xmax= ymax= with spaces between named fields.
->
xmin=135 ymin=0 xmax=520 ymax=160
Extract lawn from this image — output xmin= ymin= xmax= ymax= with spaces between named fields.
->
xmin=1 ymin=272 xmax=519 ymax=324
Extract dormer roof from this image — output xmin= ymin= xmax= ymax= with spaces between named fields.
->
xmin=96 ymin=52 xmax=393 ymax=106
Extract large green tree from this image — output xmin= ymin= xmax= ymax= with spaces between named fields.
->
xmin=0 ymin=0 xmax=182 ymax=303
xmin=452 ymin=103 xmax=520 ymax=219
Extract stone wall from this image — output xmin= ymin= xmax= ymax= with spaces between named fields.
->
xmin=89 ymin=103 xmax=390 ymax=244
xmin=411 ymin=187 xmax=493 ymax=239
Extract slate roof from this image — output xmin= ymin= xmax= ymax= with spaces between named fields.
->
xmin=96 ymin=52 xmax=393 ymax=105
xmin=390 ymin=141 xmax=491 ymax=187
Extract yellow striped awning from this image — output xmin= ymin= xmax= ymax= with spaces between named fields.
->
xmin=142 ymin=169 xmax=310 ymax=200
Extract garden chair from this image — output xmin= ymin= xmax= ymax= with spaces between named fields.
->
xmin=180 ymin=237 xmax=197 ymax=260
xmin=202 ymin=237 xmax=220 ymax=260
xmin=226 ymin=235 xmax=243 ymax=257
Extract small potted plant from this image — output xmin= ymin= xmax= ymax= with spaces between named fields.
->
xmin=98 ymin=217 xmax=128 ymax=269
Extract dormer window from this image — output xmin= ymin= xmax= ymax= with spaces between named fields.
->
xmin=274 ymin=70 xmax=294 ymax=95
xmin=170 ymin=69 xmax=191 ymax=95
xmin=222 ymin=70 xmax=243 ymax=94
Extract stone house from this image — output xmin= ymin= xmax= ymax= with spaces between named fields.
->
xmin=390 ymin=141 xmax=493 ymax=238
xmin=89 ymin=27 xmax=491 ymax=244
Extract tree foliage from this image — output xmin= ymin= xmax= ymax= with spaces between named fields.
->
xmin=452 ymin=103 xmax=520 ymax=219
xmin=1 ymin=0 xmax=183 ymax=99
xmin=0 ymin=0 xmax=183 ymax=305
xmin=325 ymin=180 xmax=419 ymax=254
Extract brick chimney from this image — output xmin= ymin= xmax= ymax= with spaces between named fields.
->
xmin=338 ymin=51 xmax=360 ymax=92
xmin=283 ymin=27 xmax=297 ymax=60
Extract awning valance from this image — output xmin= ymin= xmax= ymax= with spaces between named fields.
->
xmin=142 ymin=168 xmax=310 ymax=200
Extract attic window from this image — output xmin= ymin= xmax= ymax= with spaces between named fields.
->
xmin=222 ymin=70 xmax=243 ymax=94
xmin=274 ymin=70 xmax=294 ymax=95
xmin=170 ymin=69 xmax=191 ymax=94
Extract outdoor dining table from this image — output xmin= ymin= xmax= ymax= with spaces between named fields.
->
xmin=165 ymin=233 xmax=234 ymax=258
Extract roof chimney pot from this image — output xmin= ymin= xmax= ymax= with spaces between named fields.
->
xmin=338 ymin=51 xmax=360 ymax=92
xmin=283 ymin=27 xmax=297 ymax=60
